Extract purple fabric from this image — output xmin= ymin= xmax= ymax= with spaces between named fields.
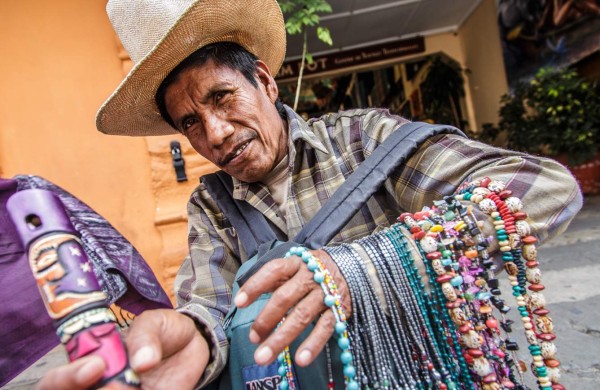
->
xmin=0 ymin=176 xmax=172 ymax=386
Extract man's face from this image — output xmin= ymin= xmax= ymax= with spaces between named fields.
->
xmin=164 ymin=59 xmax=287 ymax=183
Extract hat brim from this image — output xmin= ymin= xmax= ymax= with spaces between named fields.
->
xmin=96 ymin=0 xmax=286 ymax=136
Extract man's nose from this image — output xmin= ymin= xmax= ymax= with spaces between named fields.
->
xmin=203 ymin=113 xmax=234 ymax=147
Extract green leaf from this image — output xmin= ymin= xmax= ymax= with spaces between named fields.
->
xmin=317 ymin=26 xmax=332 ymax=45
xmin=306 ymin=52 xmax=314 ymax=64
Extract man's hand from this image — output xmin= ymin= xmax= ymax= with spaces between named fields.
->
xmin=36 ymin=309 xmax=209 ymax=390
xmin=234 ymin=249 xmax=351 ymax=368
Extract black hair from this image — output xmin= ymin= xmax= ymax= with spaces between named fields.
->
xmin=155 ymin=42 xmax=286 ymax=130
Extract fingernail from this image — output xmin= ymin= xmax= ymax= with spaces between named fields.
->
xmin=255 ymin=346 xmax=273 ymax=364
xmin=76 ymin=357 xmax=104 ymax=383
xmin=132 ymin=345 xmax=155 ymax=369
xmin=234 ymin=292 xmax=248 ymax=307
xmin=249 ymin=329 xmax=261 ymax=344
xmin=297 ymin=349 xmax=312 ymax=365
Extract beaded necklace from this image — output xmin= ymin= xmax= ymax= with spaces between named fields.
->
xmin=456 ymin=178 xmax=564 ymax=390
xmin=274 ymin=177 xmax=563 ymax=390
xmin=282 ymin=247 xmax=358 ymax=390
xmin=399 ymin=204 xmax=518 ymax=388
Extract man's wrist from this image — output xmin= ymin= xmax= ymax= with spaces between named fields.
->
xmin=176 ymin=305 xmax=225 ymax=388
xmin=179 ymin=310 xmax=214 ymax=358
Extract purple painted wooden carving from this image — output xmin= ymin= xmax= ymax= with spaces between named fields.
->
xmin=7 ymin=189 xmax=140 ymax=389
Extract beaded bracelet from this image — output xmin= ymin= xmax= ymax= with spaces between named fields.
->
xmin=281 ymin=247 xmax=358 ymax=390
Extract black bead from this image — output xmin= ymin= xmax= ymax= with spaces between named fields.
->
xmin=500 ymin=305 xmax=511 ymax=314
xmin=501 ymin=319 xmax=514 ymax=332
xmin=483 ymin=258 xmax=495 ymax=268
xmin=490 ymin=296 xmax=504 ymax=308
xmin=505 ymin=339 xmax=519 ymax=351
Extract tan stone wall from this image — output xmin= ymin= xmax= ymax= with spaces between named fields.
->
xmin=0 ymin=0 xmax=215 ymax=302
xmin=458 ymin=0 xmax=509 ymax=130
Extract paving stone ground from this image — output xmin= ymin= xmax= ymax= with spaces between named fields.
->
xmin=4 ymin=196 xmax=600 ymax=389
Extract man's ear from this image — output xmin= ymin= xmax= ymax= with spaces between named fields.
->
xmin=255 ymin=60 xmax=279 ymax=103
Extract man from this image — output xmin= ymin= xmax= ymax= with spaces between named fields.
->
xmin=39 ymin=0 xmax=582 ymax=389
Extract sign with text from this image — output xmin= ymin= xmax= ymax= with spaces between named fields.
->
xmin=276 ymin=36 xmax=425 ymax=81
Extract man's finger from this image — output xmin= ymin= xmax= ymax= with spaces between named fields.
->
xmin=250 ymin=272 xmax=316 ymax=342
xmin=253 ymin=289 xmax=325 ymax=365
xmin=36 ymin=356 xmax=105 ymax=390
xmin=235 ymin=258 xmax=301 ymax=307
xmin=295 ymin=311 xmax=337 ymax=366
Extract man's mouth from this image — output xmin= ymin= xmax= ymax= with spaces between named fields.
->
xmin=221 ymin=140 xmax=251 ymax=166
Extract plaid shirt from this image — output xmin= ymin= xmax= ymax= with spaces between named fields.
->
xmin=175 ymin=105 xmax=582 ymax=386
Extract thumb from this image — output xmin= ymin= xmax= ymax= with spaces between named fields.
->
xmin=125 ymin=309 xmax=198 ymax=372
xmin=36 ymin=355 xmax=105 ymax=390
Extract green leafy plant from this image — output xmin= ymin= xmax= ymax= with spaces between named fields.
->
xmin=278 ymin=0 xmax=333 ymax=110
xmin=496 ymin=67 xmax=600 ymax=166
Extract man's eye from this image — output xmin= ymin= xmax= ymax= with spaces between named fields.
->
xmin=215 ymin=91 xmax=228 ymax=103
xmin=183 ymin=118 xmax=197 ymax=130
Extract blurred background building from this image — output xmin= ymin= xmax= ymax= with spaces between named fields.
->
xmin=1 ymin=0 xmax=599 ymax=300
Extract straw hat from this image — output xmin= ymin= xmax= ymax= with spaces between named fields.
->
xmin=96 ymin=0 xmax=286 ymax=136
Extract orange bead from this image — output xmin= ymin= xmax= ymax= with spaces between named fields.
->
xmin=537 ymin=333 xmax=556 ymax=342
xmin=479 ymin=305 xmax=492 ymax=314
xmin=513 ymin=211 xmax=528 ymax=220
xmin=486 ymin=318 xmax=499 ymax=329
xmin=545 ymin=359 xmax=561 ymax=368
xmin=528 ymin=284 xmax=545 ymax=292
xmin=426 ymin=251 xmax=442 ymax=260
xmin=413 ymin=231 xmax=425 ymax=240
xmin=468 ymin=348 xmax=483 ymax=358
xmin=413 ymin=211 xmax=426 ymax=220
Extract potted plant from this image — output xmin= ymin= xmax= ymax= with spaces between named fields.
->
xmin=493 ymin=66 xmax=600 ymax=194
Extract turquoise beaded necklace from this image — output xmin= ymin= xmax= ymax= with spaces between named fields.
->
xmin=281 ymin=247 xmax=358 ymax=390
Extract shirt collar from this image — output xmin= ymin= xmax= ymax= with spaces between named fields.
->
xmin=231 ymin=104 xmax=328 ymax=199
xmin=284 ymin=105 xmax=328 ymax=154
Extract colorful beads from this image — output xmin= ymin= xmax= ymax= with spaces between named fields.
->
xmin=272 ymin=177 xmax=563 ymax=389
xmin=457 ymin=177 xmax=564 ymax=390
xmin=283 ymin=246 xmax=356 ymax=389
xmin=400 ymin=199 xmax=518 ymax=388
